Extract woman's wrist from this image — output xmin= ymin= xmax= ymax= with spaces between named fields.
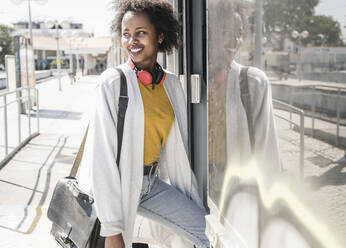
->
xmin=105 ymin=234 xmax=125 ymax=248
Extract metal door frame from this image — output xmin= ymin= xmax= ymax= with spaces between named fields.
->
xmin=179 ymin=0 xmax=208 ymax=208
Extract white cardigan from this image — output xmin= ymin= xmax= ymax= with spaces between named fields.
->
xmin=77 ymin=61 xmax=202 ymax=248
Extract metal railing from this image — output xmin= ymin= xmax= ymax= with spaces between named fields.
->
xmin=273 ymin=99 xmax=305 ymax=179
xmin=0 ymin=86 xmax=40 ymax=169
xmin=286 ymin=84 xmax=346 ymax=146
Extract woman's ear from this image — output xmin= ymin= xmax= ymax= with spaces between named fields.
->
xmin=158 ymin=33 xmax=165 ymax=44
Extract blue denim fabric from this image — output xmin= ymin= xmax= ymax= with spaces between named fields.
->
xmin=138 ymin=173 xmax=210 ymax=248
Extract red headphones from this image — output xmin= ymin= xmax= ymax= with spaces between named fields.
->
xmin=129 ymin=59 xmax=166 ymax=86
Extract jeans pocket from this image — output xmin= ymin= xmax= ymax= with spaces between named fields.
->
xmin=140 ymin=175 xmax=157 ymax=200
xmin=148 ymin=174 xmax=158 ymax=192
xmin=140 ymin=177 xmax=150 ymax=198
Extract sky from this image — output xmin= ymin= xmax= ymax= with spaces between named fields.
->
xmin=315 ymin=0 xmax=346 ymax=37
xmin=0 ymin=0 xmax=345 ymax=38
xmin=0 ymin=0 xmax=115 ymax=37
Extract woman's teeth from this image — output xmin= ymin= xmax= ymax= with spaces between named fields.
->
xmin=131 ymin=48 xmax=143 ymax=53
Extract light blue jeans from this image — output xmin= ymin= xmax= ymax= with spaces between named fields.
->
xmin=138 ymin=173 xmax=210 ymax=248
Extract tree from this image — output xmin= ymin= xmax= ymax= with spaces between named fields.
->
xmin=299 ymin=15 xmax=343 ymax=46
xmin=50 ymin=59 xmax=68 ymax=69
xmin=0 ymin=24 xmax=14 ymax=67
xmin=263 ymin=0 xmax=319 ymax=50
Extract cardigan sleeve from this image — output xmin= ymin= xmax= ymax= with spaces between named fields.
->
xmin=248 ymin=68 xmax=281 ymax=174
xmin=88 ymin=71 xmax=124 ymax=236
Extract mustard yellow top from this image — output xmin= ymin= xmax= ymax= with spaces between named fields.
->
xmin=138 ymin=79 xmax=175 ymax=166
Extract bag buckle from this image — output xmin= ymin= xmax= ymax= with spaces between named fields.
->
xmin=55 ymin=231 xmax=74 ymax=248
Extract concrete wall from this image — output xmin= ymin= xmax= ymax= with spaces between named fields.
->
xmin=301 ymin=72 xmax=346 ymax=83
xmin=35 ymin=70 xmax=52 ymax=81
xmin=0 ymin=70 xmax=52 ymax=90
xmin=271 ymin=84 xmax=346 ymax=118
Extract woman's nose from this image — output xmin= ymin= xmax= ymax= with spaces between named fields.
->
xmin=129 ymin=35 xmax=138 ymax=45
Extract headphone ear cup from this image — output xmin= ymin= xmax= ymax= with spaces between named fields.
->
xmin=137 ymin=70 xmax=153 ymax=85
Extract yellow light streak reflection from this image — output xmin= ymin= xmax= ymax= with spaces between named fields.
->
xmin=216 ymin=159 xmax=342 ymax=248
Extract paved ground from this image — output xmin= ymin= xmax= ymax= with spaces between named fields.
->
xmin=271 ymin=75 xmax=346 ymax=243
xmin=274 ymin=109 xmax=346 ymax=244
xmin=0 ymin=75 xmax=96 ymax=247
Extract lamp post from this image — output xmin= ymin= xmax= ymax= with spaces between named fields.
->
xmin=74 ymin=37 xmax=84 ymax=78
xmin=254 ymin=0 xmax=264 ymax=68
xmin=46 ymin=20 xmax=69 ymax=91
xmin=292 ymin=30 xmax=309 ymax=81
xmin=0 ymin=46 xmax=2 ymax=69
xmin=11 ymin=0 xmax=48 ymax=46
xmin=317 ymin=34 xmax=326 ymax=71
xmin=62 ymin=31 xmax=76 ymax=74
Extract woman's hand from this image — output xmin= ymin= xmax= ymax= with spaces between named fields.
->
xmin=105 ymin=234 xmax=125 ymax=248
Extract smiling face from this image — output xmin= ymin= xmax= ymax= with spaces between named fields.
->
xmin=121 ymin=11 xmax=163 ymax=70
xmin=221 ymin=12 xmax=243 ymax=62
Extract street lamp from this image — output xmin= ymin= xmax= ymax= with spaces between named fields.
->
xmin=11 ymin=0 xmax=48 ymax=46
xmin=317 ymin=33 xmax=326 ymax=46
xmin=46 ymin=20 xmax=69 ymax=91
xmin=292 ymin=30 xmax=309 ymax=81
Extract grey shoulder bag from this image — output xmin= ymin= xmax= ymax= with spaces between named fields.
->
xmin=47 ymin=68 xmax=128 ymax=248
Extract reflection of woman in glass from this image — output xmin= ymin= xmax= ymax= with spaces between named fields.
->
xmin=208 ymin=1 xmax=280 ymax=246
xmin=209 ymin=0 xmax=280 ymax=180
xmin=78 ymin=1 xmax=209 ymax=248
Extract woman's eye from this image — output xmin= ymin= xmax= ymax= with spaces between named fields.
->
xmin=122 ymin=33 xmax=130 ymax=38
xmin=138 ymin=31 xmax=146 ymax=35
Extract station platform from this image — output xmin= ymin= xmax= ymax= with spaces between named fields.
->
xmin=0 ymin=75 xmax=95 ymax=247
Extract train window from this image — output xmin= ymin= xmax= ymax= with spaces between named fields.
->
xmin=207 ymin=0 xmax=346 ymax=248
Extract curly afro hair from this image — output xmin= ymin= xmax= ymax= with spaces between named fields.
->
xmin=112 ymin=0 xmax=181 ymax=54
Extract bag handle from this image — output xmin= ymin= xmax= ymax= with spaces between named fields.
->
xmin=240 ymin=67 xmax=255 ymax=153
xmin=69 ymin=68 xmax=128 ymax=177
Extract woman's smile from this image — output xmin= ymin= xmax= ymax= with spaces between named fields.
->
xmin=129 ymin=45 xmax=144 ymax=57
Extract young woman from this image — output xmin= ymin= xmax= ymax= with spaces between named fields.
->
xmin=77 ymin=1 xmax=210 ymax=248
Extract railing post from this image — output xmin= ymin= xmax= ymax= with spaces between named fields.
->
xmin=3 ymin=95 xmax=9 ymax=155
xmin=27 ymin=86 xmax=31 ymax=136
xmin=36 ymin=88 xmax=40 ymax=133
xmin=17 ymin=91 xmax=22 ymax=144
xmin=312 ymin=86 xmax=316 ymax=137
xmin=289 ymin=87 xmax=294 ymax=129
xmin=300 ymin=110 xmax=305 ymax=180
xmin=336 ymin=88 xmax=341 ymax=146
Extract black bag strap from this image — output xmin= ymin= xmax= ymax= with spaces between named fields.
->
xmin=69 ymin=68 xmax=128 ymax=177
xmin=115 ymin=68 xmax=128 ymax=168
xmin=240 ymin=67 xmax=255 ymax=153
